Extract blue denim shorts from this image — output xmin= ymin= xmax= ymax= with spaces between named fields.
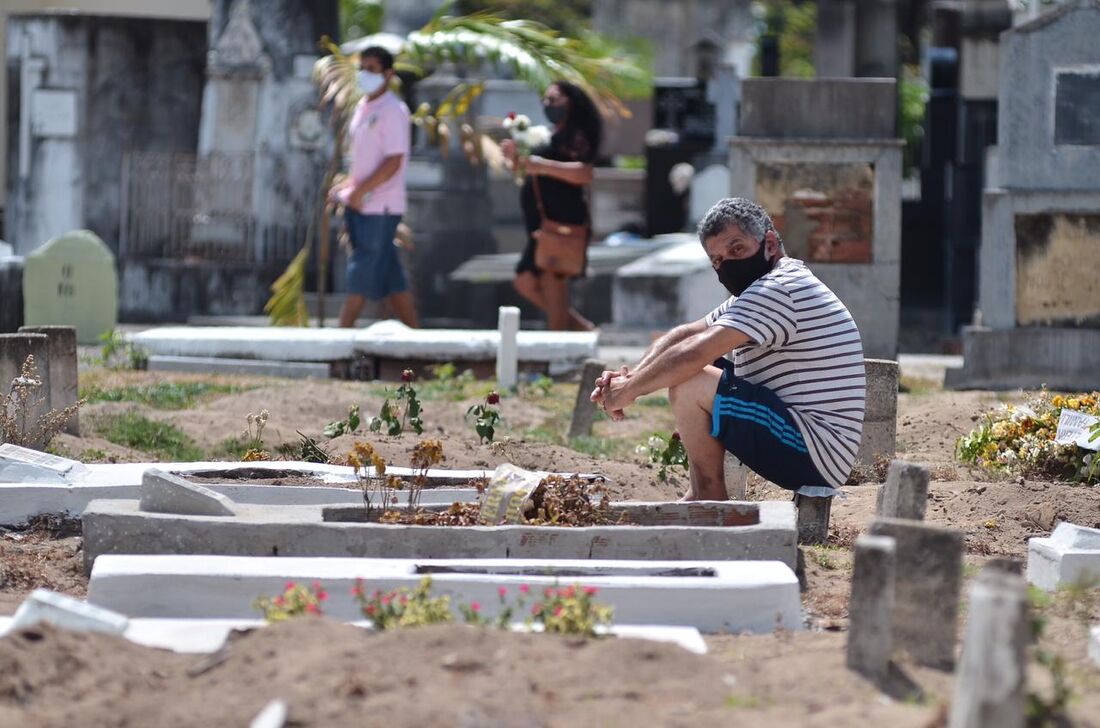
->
xmin=345 ymin=211 xmax=407 ymax=300
xmin=710 ymin=359 xmax=831 ymax=492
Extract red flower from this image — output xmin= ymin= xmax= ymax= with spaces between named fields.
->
xmin=352 ymin=582 xmax=363 ymax=598
xmin=553 ymin=606 xmax=563 ymax=617
xmin=584 ymin=586 xmax=597 ymax=596
xmin=470 ymin=601 xmax=481 ymax=612
xmin=381 ymin=594 xmax=392 ymax=606
xmin=543 ymin=587 xmax=554 ymax=599
xmin=506 ymin=111 xmax=517 ymax=120
xmin=519 ymin=584 xmax=530 ymax=595
xmin=487 ymin=391 xmax=500 ymax=405
xmin=531 ymin=603 xmax=543 ymax=615
xmin=284 ymin=581 xmax=297 ymax=591
xmin=305 ymin=603 xmax=320 ymax=615
xmin=563 ymin=585 xmax=576 ymax=599
xmin=498 ymin=586 xmax=508 ymax=599
xmin=402 ymin=369 xmax=414 ymax=382
xmin=273 ymin=596 xmax=284 ymax=607
xmin=365 ymin=604 xmax=377 ymax=616
xmin=316 ymin=589 xmax=328 ymax=602
xmin=671 ymin=431 xmax=681 ymax=442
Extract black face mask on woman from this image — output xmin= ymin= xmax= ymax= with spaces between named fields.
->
xmin=544 ymin=103 xmax=567 ymax=125
xmin=715 ymin=240 xmax=774 ymax=296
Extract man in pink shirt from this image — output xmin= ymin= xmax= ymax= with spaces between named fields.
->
xmin=330 ymin=46 xmax=418 ymax=328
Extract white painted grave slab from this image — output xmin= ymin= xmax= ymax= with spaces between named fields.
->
xmin=10 ymin=588 xmax=128 ymax=635
xmin=128 ymin=321 xmax=597 ymax=366
xmin=0 ymin=443 xmax=89 ymax=484
xmin=1090 ymin=625 xmax=1100 ymax=668
xmin=23 ymin=230 xmax=118 ymax=344
xmin=1027 ymin=523 xmax=1100 ymax=590
xmin=87 ymin=555 xmax=802 ymax=634
xmin=0 ymin=615 xmax=707 ymax=656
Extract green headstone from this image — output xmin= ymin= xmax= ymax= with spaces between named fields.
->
xmin=23 ymin=230 xmax=118 ymax=344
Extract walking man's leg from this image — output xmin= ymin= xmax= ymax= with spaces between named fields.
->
xmin=339 ymin=294 xmax=367 ymax=328
xmin=668 ymin=365 xmax=727 ymax=501
xmin=386 ymin=290 xmax=419 ymax=328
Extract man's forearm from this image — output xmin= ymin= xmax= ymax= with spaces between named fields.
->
xmin=634 ymin=322 xmax=700 ymax=371
xmin=624 ymin=337 xmax=711 ymax=401
xmin=352 ymin=156 xmax=402 ymax=197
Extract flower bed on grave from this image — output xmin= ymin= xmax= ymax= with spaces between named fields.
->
xmin=956 ymin=391 xmax=1100 ymax=483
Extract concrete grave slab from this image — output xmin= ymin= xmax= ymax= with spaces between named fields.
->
xmin=81 ymin=499 xmax=798 ymax=573
xmin=87 ymin=554 xmax=802 ymax=633
xmin=1091 ymin=625 xmax=1100 ymax=668
xmin=1027 ymin=522 xmax=1100 ymax=590
xmin=148 ymin=355 xmax=331 ymax=380
xmin=0 ymin=443 xmax=89 ymax=485
xmin=10 ymin=588 xmax=129 ymax=635
xmin=139 ymin=468 xmax=237 ymax=517
xmin=0 ymin=615 xmax=710 ymax=656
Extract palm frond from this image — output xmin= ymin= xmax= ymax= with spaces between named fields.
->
xmin=264 ymin=246 xmax=310 ymax=327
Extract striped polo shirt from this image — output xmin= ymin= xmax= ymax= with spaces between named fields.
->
xmin=704 ymin=257 xmax=866 ymax=487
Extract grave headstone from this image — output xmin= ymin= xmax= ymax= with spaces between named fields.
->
xmin=689 ymin=164 xmax=732 ymax=225
xmin=140 ymin=469 xmax=238 ymax=517
xmin=496 ymin=306 xmax=519 ymax=391
xmin=795 ymin=494 xmax=832 ymax=545
xmin=19 ymin=326 xmax=79 ymax=435
xmin=858 ymin=359 xmax=899 ymax=468
xmin=847 ymin=534 xmax=897 ymax=679
xmin=876 ymin=460 xmax=929 ymax=520
xmin=869 ymin=517 xmax=965 ymax=669
xmin=568 ymin=359 xmax=607 ymax=440
xmin=948 ymin=567 xmax=1029 ymax=728
xmin=0 ymin=333 xmax=52 ymax=449
xmin=23 ymin=230 xmax=118 ymax=345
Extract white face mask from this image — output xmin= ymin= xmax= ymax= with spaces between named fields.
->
xmin=357 ymin=70 xmax=385 ymax=95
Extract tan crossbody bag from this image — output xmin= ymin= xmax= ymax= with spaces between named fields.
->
xmin=531 ymin=175 xmax=589 ymax=277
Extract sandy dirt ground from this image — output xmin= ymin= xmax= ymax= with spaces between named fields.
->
xmin=2 ymin=367 xmax=1099 ymax=726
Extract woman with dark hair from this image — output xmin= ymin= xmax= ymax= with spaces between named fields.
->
xmin=502 ymin=81 xmax=602 ymax=331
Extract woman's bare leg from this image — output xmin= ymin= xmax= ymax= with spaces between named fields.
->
xmin=541 ymin=274 xmax=571 ymax=331
xmin=513 ymin=271 xmax=548 ymax=312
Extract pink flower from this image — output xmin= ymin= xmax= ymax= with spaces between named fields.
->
xmin=351 ymin=582 xmax=363 ymax=598
xmin=531 ymin=603 xmax=543 ymax=615
xmin=316 ymin=589 xmax=328 ymax=602
xmin=273 ymin=596 xmax=284 ymax=607
xmin=583 ymin=586 xmax=597 ymax=596
xmin=498 ymin=586 xmax=508 ymax=599
xmin=399 ymin=595 xmax=408 ymax=606
xmin=563 ymin=586 xmax=576 ymax=599
xmin=470 ymin=601 xmax=481 ymax=612
xmin=305 ymin=603 xmax=320 ymax=615
xmin=519 ymin=584 xmax=530 ymax=595
xmin=553 ymin=606 xmax=563 ymax=617
xmin=365 ymin=604 xmax=377 ymax=616
xmin=381 ymin=594 xmax=392 ymax=606
xmin=284 ymin=581 xmax=297 ymax=591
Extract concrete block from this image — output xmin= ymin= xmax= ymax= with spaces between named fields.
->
xmin=740 ymin=78 xmax=897 ymax=140
xmin=567 ymin=359 xmax=605 ymax=439
xmin=947 ymin=327 xmax=1100 ymax=392
xmin=148 ymin=356 xmax=331 ymax=380
xmin=139 ymin=468 xmax=237 ymax=517
xmin=19 ymin=325 xmax=79 ymax=434
xmin=10 ymin=588 xmax=128 ymax=635
xmin=857 ymin=359 xmax=899 ymax=467
xmin=869 ymin=517 xmax=965 ymax=670
xmin=0 ymin=443 xmax=89 ymax=485
xmin=0 ymin=333 xmax=52 ymax=449
xmin=795 ymin=494 xmax=832 ymax=545
xmin=847 ymin=534 xmax=896 ymax=679
xmin=496 ymin=306 xmax=520 ymax=390
xmin=81 ymin=500 xmax=799 ymax=573
xmin=1027 ymin=522 xmax=1100 ymax=591
xmin=948 ymin=568 xmax=1029 ymax=728
xmin=876 ymin=460 xmax=929 ymax=520
xmin=87 ymin=555 xmax=803 ymax=633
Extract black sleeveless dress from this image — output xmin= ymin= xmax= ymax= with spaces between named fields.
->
xmin=515 ymin=128 xmax=594 ymax=277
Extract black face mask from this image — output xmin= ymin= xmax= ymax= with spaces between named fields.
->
xmin=544 ymin=103 xmax=567 ymax=125
xmin=716 ymin=240 xmax=774 ymax=296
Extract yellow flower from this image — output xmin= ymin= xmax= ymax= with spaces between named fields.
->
xmin=1067 ymin=398 xmax=1081 ymax=410
xmin=1052 ymin=395 xmax=1065 ymax=408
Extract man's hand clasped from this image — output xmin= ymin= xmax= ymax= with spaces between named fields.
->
xmin=590 ymin=366 xmax=632 ymax=421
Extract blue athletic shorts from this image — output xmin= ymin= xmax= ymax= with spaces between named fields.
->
xmin=710 ymin=359 xmax=831 ymax=491
xmin=345 ymin=211 xmax=407 ymax=300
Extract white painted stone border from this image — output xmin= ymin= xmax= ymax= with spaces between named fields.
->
xmin=0 ymin=615 xmax=707 ymax=656
xmin=1026 ymin=523 xmax=1100 ymax=590
xmin=1090 ymin=626 xmax=1100 ymax=668
xmin=87 ymin=554 xmax=802 ymax=634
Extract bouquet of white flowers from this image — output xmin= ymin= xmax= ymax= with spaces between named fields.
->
xmin=503 ymin=112 xmax=552 ymax=184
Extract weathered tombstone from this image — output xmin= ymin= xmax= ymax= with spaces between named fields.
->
xmin=857 ymin=359 xmax=899 ymax=469
xmin=568 ymin=359 xmax=606 ymax=440
xmin=19 ymin=326 xmax=79 ymax=435
xmin=22 ymin=230 xmax=118 ymax=345
xmin=847 ymin=534 xmax=897 ymax=680
xmin=876 ymin=459 xmax=929 ymax=520
xmin=0 ymin=255 xmax=24 ymax=333
xmin=869 ymin=518 xmax=965 ymax=669
xmin=140 ymin=469 xmax=238 ymax=517
xmin=0 ymin=333 xmax=52 ymax=449
xmin=496 ymin=306 xmax=520 ymax=391
xmin=795 ymin=494 xmax=832 ymax=545
xmin=948 ymin=567 xmax=1029 ymax=728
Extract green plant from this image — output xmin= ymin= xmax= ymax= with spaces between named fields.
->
xmin=97 ymin=329 xmax=148 ymax=370
xmin=899 ymin=65 xmax=930 ymax=176
xmin=752 ymin=0 xmax=816 ymax=78
xmin=369 ymin=369 xmax=424 ymax=436
xmin=354 ymin=576 xmax=453 ymax=630
xmin=805 ymin=545 xmax=840 ymax=571
xmin=80 ymin=381 xmax=248 ymax=410
xmin=291 ymin=431 xmax=332 ymax=464
xmin=529 ymin=584 xmax=613 ymax=637
xmin=1 ymin=355 xmax=83 ymax=450
xmin=636 ymin=431 xmax=688 ymax=481
xmin=466 ymin=390 xmax=503 ymax=443
xmin=254 ymin=581 xmax=328 ymax=622
xmin=93 ymin=411 xmax=203 ymax=461
xmin=239 ymin=410 xmax=270 ymax=461
xmin=324 ymin=404 xmax=361 ymax=438
xmin=521 ymin=374 xmax=554 ymax=399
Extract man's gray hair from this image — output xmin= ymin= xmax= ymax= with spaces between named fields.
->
xmin=696 ymin=197 xmax=780 ymax=246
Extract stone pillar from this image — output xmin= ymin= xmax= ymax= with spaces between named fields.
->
xmin=948 ymin=567 xmax=1029 ymax=728
xmin=496 ymin=306 xmax=520 ymax=391
xmin=0 ymin=333 xmax=52 ymax=449
xmin=857 ymin=358 xmax=899 ymax=468
xmin=795 ymin=493 xmax=832 ymax=545
xmin=876 ymin=459 xmax=929 ymax=520
xmin=815 ymin=0 xmax=857 ymax=77
xmin=19 ymin=326 xmax=79 ymax=435
xmin=0 ymin=256 xmax=23 ymax=333
xmin=847 ymin=534 xmax=897 ymax=679
xmin=568 ymin=359 xmax=606 ymax=440
xmin=855 ymin=0 xmax=899 ymax=79
xmin=869 ymin=517 xmax=964 ymax=669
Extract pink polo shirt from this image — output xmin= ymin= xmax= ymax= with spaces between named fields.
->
xmin=341 ymin=91 xmax=410 ymax=215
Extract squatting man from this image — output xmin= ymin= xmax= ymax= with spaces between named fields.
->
xmin=592 ymin=198 xmax=867 ymax=501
